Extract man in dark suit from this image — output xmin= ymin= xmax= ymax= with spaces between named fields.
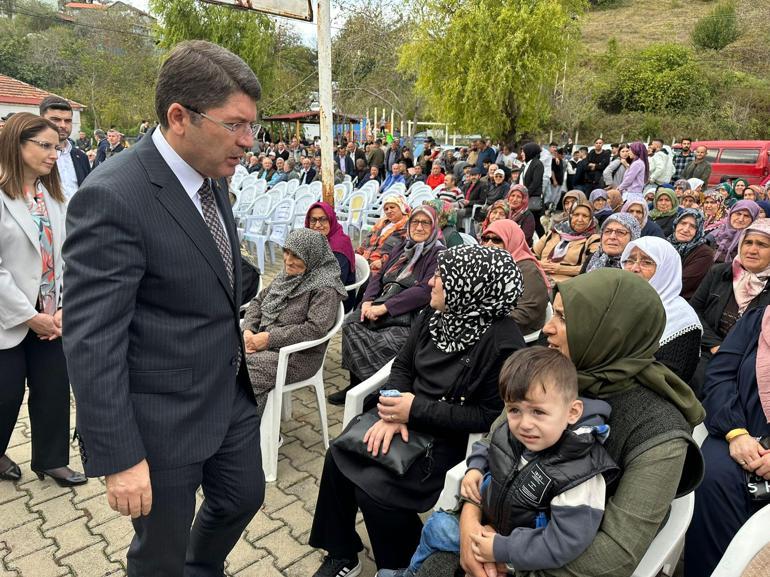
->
xmin=93 ymin=129 xmax=108 ymax=167
xmin=62 ymin=40 xmax=264 ymax=576
xmin=336 ymin=145 xmax=355 ymax=176
xmin=297 ymin=156 xmax=317 ymax=185
xmin=39 ymin=96 xmax=91 ymax=201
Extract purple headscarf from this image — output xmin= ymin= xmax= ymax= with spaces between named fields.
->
xmin=305 ymin=201 xmax=355 ymax=271
xmin=629 ymin=141 xmax=649 ymax=182
xmin=712 ymin=199 xmax=760 ymax=264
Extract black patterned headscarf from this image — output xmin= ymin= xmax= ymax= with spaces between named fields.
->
xmin=428 ymin=245 xmax=523 ymax=353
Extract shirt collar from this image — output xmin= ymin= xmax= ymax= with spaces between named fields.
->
xmin=152 ymin=128 xmax=205 ymax=200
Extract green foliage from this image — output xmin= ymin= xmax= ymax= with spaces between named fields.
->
xmin=597 ymin=43 xmax=708 ymax=114
xmin=149 ymin=0 xmax=277 ymax=97
xmin=399 ymin=0 xmax=587 ymax=141
xmin=691 ymin=0 xmax=739 ymax=51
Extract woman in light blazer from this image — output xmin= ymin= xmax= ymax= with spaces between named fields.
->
xmin=0 ymin=113 xmax=86 ymax=486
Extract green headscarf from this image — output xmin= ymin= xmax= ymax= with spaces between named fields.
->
xmin=732 ymin=178 xmax=749 ymax=200
xmin=649 ymin=187 xmax=679 ymax=219
xmin=556 ymin=268 xmax=704 ymax=427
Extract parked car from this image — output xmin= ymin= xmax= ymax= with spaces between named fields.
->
xmin=690 ymin=140 xmax=770 ymax=186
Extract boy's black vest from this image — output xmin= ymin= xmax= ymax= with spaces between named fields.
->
xmin=482 ymin=422 xmax=618 ymax=536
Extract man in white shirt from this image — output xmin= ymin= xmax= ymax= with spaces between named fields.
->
xmin=39 ymin=97 xmax=91 ymax=200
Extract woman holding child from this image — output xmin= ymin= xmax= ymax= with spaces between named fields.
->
xmin=309 ymin=245 xmax=526 ymax=577
xmin=417 ymin=269 xmax=704 ymax=577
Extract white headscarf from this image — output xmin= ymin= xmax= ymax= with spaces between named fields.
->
xmin=620 ymin=236 xmax=702 ymax=345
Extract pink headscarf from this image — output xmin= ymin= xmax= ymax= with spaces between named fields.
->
xmin=756 ymin=307 xmax=770 ymax=422
xmin=484 ymin=219 xmax=549 ymax=290
xmin=305 ymin=201 xmax=355 ymax=272
xmin=732 ymin=219 xmax=770 ymax=314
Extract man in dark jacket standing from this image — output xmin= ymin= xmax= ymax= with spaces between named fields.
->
xmin=39 ymin=96 xmax=91 ymax=200
xmin=584 ymin=138 xmax=610 ymax=191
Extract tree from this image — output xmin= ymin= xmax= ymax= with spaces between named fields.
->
xmin=149 ymin=0 xmax=277 ymax=99
xmin=399 ymin=0 xmax=586 ymax=141
xmin=691 ymin=0 xmax=740 ymax=51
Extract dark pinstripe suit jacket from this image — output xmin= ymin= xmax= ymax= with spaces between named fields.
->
xmin=63 ymin=132 xmax=255 ymax=478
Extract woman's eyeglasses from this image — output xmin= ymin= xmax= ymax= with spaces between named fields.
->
xmin=26 ymin=139 xmax=63 ymax=156
xmin=410 ymin=218 xmax=433 ymax=229
xmin=622 ymin=257 xmax=656 ymax=269
xmin=308 ymin=216 xmax=329 ymax=226
xmin=602 ymin=227 xmax=630 ymax=238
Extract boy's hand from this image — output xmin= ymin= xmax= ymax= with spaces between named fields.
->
xmin=470 ymin=527 xmax=497 ymax=563
xmin=461 ymin=469 xmax=484 ymax=504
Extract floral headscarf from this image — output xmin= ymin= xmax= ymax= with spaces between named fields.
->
xmin=701 ymin=189 xmax=727 ymax=232
xmin=424 ymin=199 xmax=457 ymax=229
xmin=507 ymin=184 xmax=529 ymax=222
xmin=380 ymin=193 xmax=410 ymax=218
xmin=429 ymin=245 xmax=523 ymax=353
xmin=668 ymin=208 xmax=707 ymax=259
xmin=621 ymin=193 xmax=650 ymax=228
xmin=482 ymin=199 xmax=511 ymax=230
xmin=589 ymin=188 xmax=613 ymax=221
xmin=391 ymin=205 xmax=441 ymax=281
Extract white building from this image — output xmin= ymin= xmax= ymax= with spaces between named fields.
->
xmin=0 ymin=74 xmax=85 ymax=136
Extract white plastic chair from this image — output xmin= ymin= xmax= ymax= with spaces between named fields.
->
xmin=523 ymin=302 xmax=553 ymax=344
xmin=244 ymin=198 xmax=295 ymax=272
xmin=339 ymin=190 xmax=368 ymax=239
xmin=343 ymin=174 xmax=352 ymax=184
xmin=458 ymin=232 xmax=477 ymax=245
xmin=292 ymin=192 xmax=316 ymax=229
xmin=260 ymin=302 xmax=345 ymax=482
xmin=631 ymin=492 xmax=695 ymax=577
xmin=254 ymin=178 xmax=268 ymax=196
xmin=285 ymin=178 xmax=300 ymax=196
xmin=408 ymin=189 xmax=436 ymax=209
xmin=711 ymin=505 xmax=770 ymax=577
xmin=293 ymin=183 xmax=310 ymax=199
xmin=240 ymin=173 xmax=258 ymax=190
xmin=233 ymin=183 xmax=259 ymax=223
xmin=388 ymin=182 xmax=407 ymax=196
xmin=309 ymin=180 xmax=323 ymax=199
xmin=433 ymin=183 xmax=446 ymax=194
xmin=342 ymin=180 xmax=353 ymax=198
xmin=334 ymin=183 xmax=349 ymax=206
xmin=241 ymin=195 xmax=273 ymax=272
xmin=344 ymin=254 xmax=370 ymax=292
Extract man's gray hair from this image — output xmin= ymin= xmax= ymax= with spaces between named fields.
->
xmin=155 ymin=40 xmax=261 ymax=129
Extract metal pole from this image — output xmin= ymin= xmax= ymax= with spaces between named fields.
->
xmin=317 ymin=0 xmax=335 ymax=206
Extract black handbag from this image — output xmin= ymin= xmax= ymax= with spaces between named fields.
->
xmin=746 ymin=435 xmax=770 ymax=501
xmin=365 ymin=280 xmax=418 ymax=330
xmin=528 ymin=195 xmax=543 ymax=212
xmin=332 ymin=411 xmax=434 ymax=477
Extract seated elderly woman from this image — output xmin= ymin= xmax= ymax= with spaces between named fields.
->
xmin=710 ymin=199 xmax=759 ymax=263
xmin=309 ymin=245 xmax=525 ymax=576
xmin=685 ymin=306 xmax=770 ymax=576
xmin=480 ymin=199 xmax=510 ymax=231
xmin=743 ymin=184 xmax=762 ymax=202
xmin=702 ymin=189 xmax=727 ymax=233
xmin=506 ymin=184 xmax=536 ymax=246
xmin=305 ymin=201 xmax=356 ymax=288
xmin=533 ymin=202 xmax=600 ymax=287
xmin=589 ymin=189 xmax=613 ymax=226
xmin=425 ymin=199 xmax=463 ymax=248
xmin=550 ymin=189 xmax=587 ymax=229
xmin=242 ymin=229 xmax=347 ymax=417
xmin=581 ymin=213 xmax=641 ymax=274
xmin=480 ymin=219 xmax=550 ymax=334
xmin=620 ymin=193 xmax=665 ymax=238
xmin=330 ymin=205 xmax=445 ymax=406
xmin=690 ymin=219 xmax=770 ymax=397
xmin=621 ymin=237 xmax=702 ymax=383
xmin=356 ymin=193 xmax=410 ymax=275
xmin=418 ymin=269 xmax=704 ymax=577
xmin=648 ymin=187 xmax=680 ymax=237
xmin=668 ymin=208 xmax=715 ymax=300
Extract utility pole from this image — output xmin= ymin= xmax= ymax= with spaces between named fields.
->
xmin=317 ymin=0 xmax=335 ymax=205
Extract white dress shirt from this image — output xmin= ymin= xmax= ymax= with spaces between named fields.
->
xmin=57 ymin=139 xmax=79 ymax=200
xmin=152 ymin=129 xmax=227 ymax=231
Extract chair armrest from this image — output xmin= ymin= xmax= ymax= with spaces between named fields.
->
xmin=434 ymin=460 xmax=467 ymax=512
xmin=342 ymin=358 xmax=395 ymax=428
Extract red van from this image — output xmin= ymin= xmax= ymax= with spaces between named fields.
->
xmin=690 ymin=140 xmax=770 ymax=186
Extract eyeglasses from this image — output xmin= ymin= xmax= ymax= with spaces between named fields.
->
xmin=480 ymin=235 xmax=504 ymax=245
xmin=410 ymin=218 xmax=433 ymax=229
xmin=309 ymin=216 xmax=329 ymax=226
xmin=602 ymin=228 xmax=630 ymax=238
xmin=623 ymin=257 xmax=657 ymax=269
xmin=183 ymin=105 xmax=260 ymax=137
xmin=26 ymin=139 xmax=63 ymax=156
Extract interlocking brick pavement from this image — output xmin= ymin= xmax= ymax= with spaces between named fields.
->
xmin=0 ymin=260 xmax=378 ymax=576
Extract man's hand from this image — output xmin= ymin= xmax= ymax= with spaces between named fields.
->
xmin=459 ymin=504 xmax=488 ymax=577
xmin=105 ymin=459 xmax=152 ymax=518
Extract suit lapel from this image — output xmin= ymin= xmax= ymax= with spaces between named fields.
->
xmin=2 ymin=194 xmax=40 ymax=255
xmin=135 ymin=134 xmax=236 ymax=309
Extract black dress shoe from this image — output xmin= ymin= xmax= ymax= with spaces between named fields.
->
xmin=328 ymin=384 xmax=355 ymax=406
xmin=0 ymin=454 xmax=21 ymax=481
xmin=33 ymin=466 xmax=87 ymax=487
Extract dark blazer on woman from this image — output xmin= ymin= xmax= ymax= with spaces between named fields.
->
xmin=681 ymin=243 xmax=715 ymax=301
xmin=521 ymin=159 xmax=544 ymax=199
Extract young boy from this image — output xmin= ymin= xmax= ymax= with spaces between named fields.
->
xmin=377 ymin=347 xmax=618 ymax=577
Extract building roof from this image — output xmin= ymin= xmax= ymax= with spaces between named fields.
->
xmin=0 ymin=74 xmax=84 ymax=109
xmin=262 ymin=110 xmax=361 ymax=124
xmin=64 ymin=2 xmax=106 ymax=8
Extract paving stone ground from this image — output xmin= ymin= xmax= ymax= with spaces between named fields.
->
xmin=0 ymin=260 xmax=378 ymax=577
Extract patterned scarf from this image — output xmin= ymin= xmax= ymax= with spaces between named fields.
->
xmin=391 ymin=206 xmax=441 ymax=282
xmin=712 ymin=200 xmax=760 ymax=263
xmin=429 ymin=245 xmax=523 ymax=353
xmin=585 ymin=213 xmax=641 ymax=273
xmin=668 ymin=208 xmax=707 ymax=259
xmin=507 ymin=184 xmax=530 ymax=222
xmin=732 ymin=219 xmax=770 ymax=314
xmin=701 ymin=189 xmax=727 ymax=232
xmin=259 ymin=229 xmax=347 ymax=326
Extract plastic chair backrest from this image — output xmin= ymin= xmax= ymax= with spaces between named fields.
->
xmin=458 ymin=232 xmax=477 ymax=245
xmin=334 ymin=184 xmax=348 ymax=205
xmin=408 ymin=190 xmax=435 ymax=209
xmin=348 ymin=191 xmax=368 ymax=223
xmin=286 ymin=179 xmax=300 ymax=196
xmin=254 ymin=179 xmax=268 ymax=195
xmin=293 ymin=192 xmax=316 ymax=227
xmin=293 ymin=184 xmax=310 ymax=199
xmin=251 ymin=194 xmax=272 ymax=218
xmin=309 ymin=180 xmax=323 ymax=198
xmin=271 ymin=181 xmax=288 ymax=195
xmin=240 ymin=173 xmax=258 ymax=190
